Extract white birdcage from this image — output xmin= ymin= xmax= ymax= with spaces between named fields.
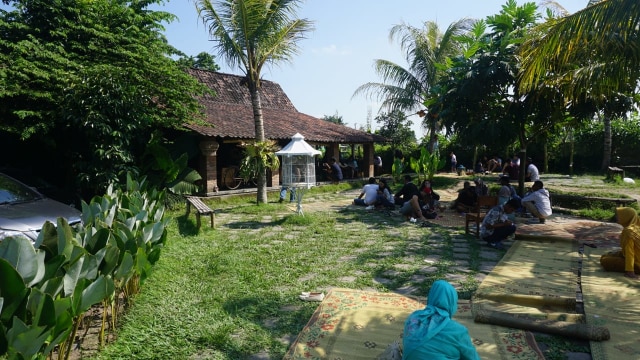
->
xmin=275 ymin=133 xmax=321 ymax=214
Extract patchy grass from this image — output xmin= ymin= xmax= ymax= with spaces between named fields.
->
xmin=94 ymin=192 xmax=489 ymax=359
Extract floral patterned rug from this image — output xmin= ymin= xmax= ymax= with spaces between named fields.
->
xmin=284 ymin=288 xmax=544 ymax=360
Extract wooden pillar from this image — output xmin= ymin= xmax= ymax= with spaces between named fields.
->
xmin=363 ymin=143 xmax=374 ymax=178
xmin=199 ymin=139 xmax=220 ymax=195
xmin=326 ymin=143 xmax=340 ymax=161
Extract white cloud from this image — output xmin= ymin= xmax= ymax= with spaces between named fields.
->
xmin=312 ymin=44 xmax=351 ymax=56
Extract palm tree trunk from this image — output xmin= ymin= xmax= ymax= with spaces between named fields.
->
xmin=249 ymin=87 xmax=268 ymax=204
xmin=600 ymin=113 xmax=612 ymax=171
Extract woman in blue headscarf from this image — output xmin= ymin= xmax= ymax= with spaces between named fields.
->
xmin=402 ymin=280 xmax=480 ymax=360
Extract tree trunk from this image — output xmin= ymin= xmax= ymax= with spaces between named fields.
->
xmin=569 ymin=128 xmax=575 ymax=177
xmin=249 ymin=86 xmax=268 ymax=204
xmin=600 ymin=113 xmax=612 ymax=171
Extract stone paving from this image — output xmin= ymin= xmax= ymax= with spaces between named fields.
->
xmin=215 ymin=174 xmax=630 ymax=360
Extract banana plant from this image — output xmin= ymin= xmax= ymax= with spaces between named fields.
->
xmin=410 ymin=147 xmax=446 ymax=182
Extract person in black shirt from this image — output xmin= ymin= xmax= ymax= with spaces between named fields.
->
xmin=394 ymin=175 xmax=419 ymax=206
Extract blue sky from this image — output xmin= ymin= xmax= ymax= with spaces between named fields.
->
xmin=153 ymin=0 xmax=589 ymax=138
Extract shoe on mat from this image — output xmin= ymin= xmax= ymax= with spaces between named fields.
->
xmin=299 ymin=292 xmax=325 ymax=302
xmin=488 ymin=242 xmax=504 ymax=250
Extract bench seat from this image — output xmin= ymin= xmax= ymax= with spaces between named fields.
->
xmin=186 ymin=196 xmax=215 ymax=228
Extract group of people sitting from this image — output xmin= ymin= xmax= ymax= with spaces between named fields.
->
xmin=353 ymin=175 xmax=441 ymax=222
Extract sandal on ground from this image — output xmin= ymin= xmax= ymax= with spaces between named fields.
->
xmin=299 ymin=292 xmax=325 ymax=301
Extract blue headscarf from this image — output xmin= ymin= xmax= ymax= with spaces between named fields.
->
xmin=402 ymin=280 xmax=458 ymax=358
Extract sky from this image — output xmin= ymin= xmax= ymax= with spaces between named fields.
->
xmin=152 ymin=0 xmax=590 ymax=138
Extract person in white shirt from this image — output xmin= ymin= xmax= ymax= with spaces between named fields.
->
xmin=354 ymin=177 xmax=379 ymax=209
xmin=521 ymin=180 xmax=552 ymax=224
xmin=526 ymin=158 xmax=540 ymax=182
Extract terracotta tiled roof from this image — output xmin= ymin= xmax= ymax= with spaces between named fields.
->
xmin=185 ymin=69 xmax=387 ymax=144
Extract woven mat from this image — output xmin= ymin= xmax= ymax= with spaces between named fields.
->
xmin=583 ymin=247 xmax=640 ymax=359
xmin=516 ymin=217 xmax=621 ymax=248
xmin=424 ymin=209 xmax=467 ymax=228
xmin=284 ymin=288 xmax=544 ymax=360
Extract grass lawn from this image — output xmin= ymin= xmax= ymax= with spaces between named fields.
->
xmin=92 ymin=174 xmax=639 ymax=359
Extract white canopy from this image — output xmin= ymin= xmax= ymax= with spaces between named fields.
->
xmin=275 ymin=133 xmax=321 ymax=156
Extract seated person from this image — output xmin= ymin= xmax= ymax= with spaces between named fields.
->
xmin=497 ymin=176 xmax=519 ymax=205
xmin=502 ymin=156 xmax=520 ymax=180
xmin=394 ymin=174 xmax=419 ymax=206
xmin=486 ymin=156 xmax=500 ymax=173
xmin=600 ymin=207 xmax=640 ymax=279
xmin=353 ymin=177 xmax=379 ymax=207
xmin=526 ymin=157 xmax=540 ymax=182
xmin=400 ymin=182 xmax=437 ymax=221
xmin=452 ymin=181 xmax=477 ymax=213
xmin=473 ymin=178 xmax=488 ymax=196
xmin=419 ymin=179 xmax=438 ymax=209
xmin=323 ymin=157 xmax=343 ymax=183
xmin=403 ymin=280 xmax=480 ymax=360
xmin=520 ymin=180 xmax=552 ymax=224
xmin=474 ymin=161 xmax=485 ymax=174
xmin=376 ymin=179 xmax=396 ymax=209
xmin=480 ymin=198 xmax=520 ymax=250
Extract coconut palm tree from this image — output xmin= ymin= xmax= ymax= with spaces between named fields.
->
xmin=520 ymin=0 xmax=640 ymax=99
xmin=352 ymin=19 xmax=472 ymax=151
xmin=195 ymin=0 xmax=313 ymax=203
xmin=519 ymin=0 xmax=640 ymax=170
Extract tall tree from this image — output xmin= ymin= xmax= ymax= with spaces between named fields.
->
xmin=322 ymin=112 xmax=345 ymax=125
xmin=519 ymin=0 xmax=640 ymax=170
xmin=375 ymin=110 xmax=416 ymax=155
xmin=195 ymin=0 xmax=313 ymax=204
xmin=176 ymin=51 xmax=221 ymax=71
xmin=352 ymin=19 xmax=470 ymax=152
xmin=437 ymin=0 xmax=568 ymax=193
xmin=0 ymin=0 xmax=207 ymax=197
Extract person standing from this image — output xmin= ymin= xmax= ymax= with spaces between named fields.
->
xmin=373 ymin=154 xmax=382 ymax=176
xmin=521 ymin=180 xmax=552 ymax=224
xmin=402 ymin=280 xmax=480 ymax=360
xmin=450 ymin=151 xmax=457 ymax=173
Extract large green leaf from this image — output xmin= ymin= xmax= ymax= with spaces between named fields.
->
xmin=114 ymin=252 xmax=134 ymax=283
xmin=26 ymin=288 xmax=56 ymax=328
xmin=71 ymin=276 xmax=114 ymax=315
xmin=0 ymin=259 xmax=29 ymax=324
xmin=0 ymin=236 xmax=45 ymax=287
xmin=5 ymin=317 xmax=49 ymax=359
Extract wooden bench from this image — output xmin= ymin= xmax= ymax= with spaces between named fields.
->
xmin=186 ymin=196 xmax=215 ymax=228
xmin=607 ymin=166 xmax=625 ymax=179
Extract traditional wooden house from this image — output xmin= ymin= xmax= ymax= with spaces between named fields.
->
xmin=183 ymin=69 xmax=387 ymax=195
